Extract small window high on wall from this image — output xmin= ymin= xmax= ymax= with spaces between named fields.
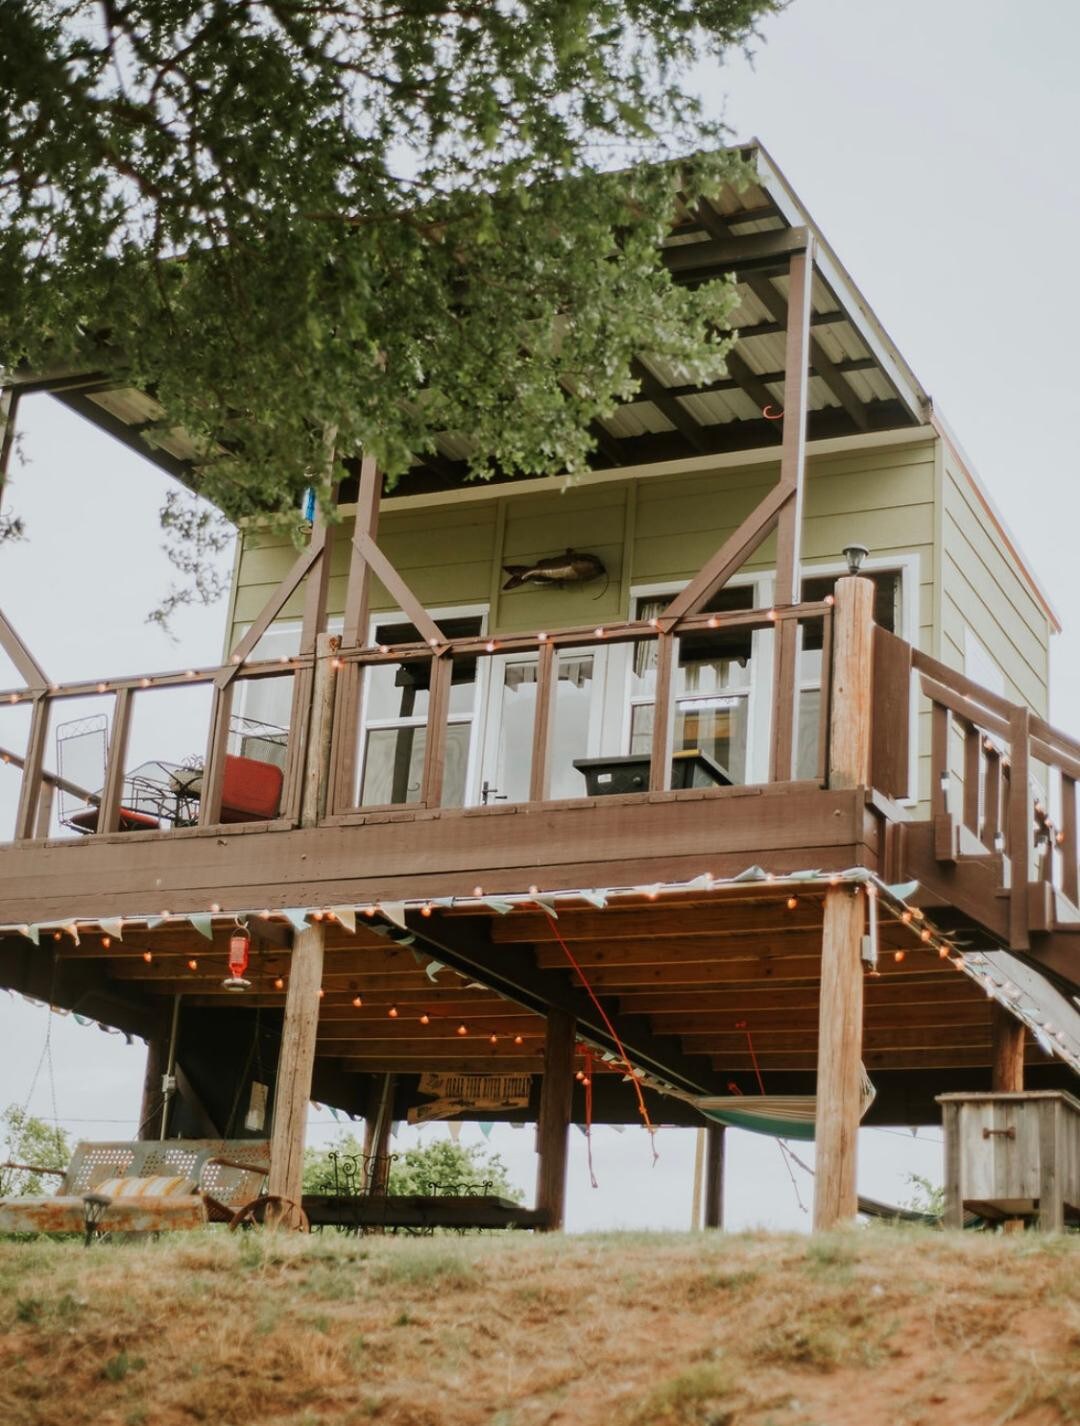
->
xmin=796 ymin=568 xmax=903 ymax=780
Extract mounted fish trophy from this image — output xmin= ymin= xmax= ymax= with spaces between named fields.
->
xmin=501 ymin=549 xmax=606 ymax=591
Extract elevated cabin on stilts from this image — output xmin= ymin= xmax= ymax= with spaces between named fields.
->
xmin=1 ymin=144 xmax=1078 ymax=1232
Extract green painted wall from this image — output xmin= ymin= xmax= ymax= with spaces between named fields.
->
xmin=227 ymin=435 xmax=1052 ymax=809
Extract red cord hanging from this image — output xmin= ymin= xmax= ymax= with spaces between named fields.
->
xmin=542 ymin=911 xmax=658 ymax=1160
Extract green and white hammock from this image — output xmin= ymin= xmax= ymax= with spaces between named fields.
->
xmin=678 ymin=1066 xmax=877 ymax=1142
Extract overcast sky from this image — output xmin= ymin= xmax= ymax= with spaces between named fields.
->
xmin=1 ymin=0 xmax=1076 ymax=1229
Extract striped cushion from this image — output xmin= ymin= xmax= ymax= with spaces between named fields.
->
xmin=93 ymin=1175 xmax=196 ymax=1200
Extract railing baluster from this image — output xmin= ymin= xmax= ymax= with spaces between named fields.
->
xmin=982 ymin=741 xmax=1001 ymax=852
xmin=1062 ymin=774 xmax=1078 ymax=906
xmin=97 ymin=687 xmax=133 ymax=835
xmin=282 ymin=666 xmax=314 ymax=822
xmin=198 ymin=683 xmax=234 ymax=827
xmin=962 ymin=720 xmax=981 ymax=836
xmin=14 ymin=693 xmax=49 ymax=841
xmin=529 ymin=641 xmax=557 ymax=803
xmin=648 ymin=633 xmax=675 ymax=793
xmin=1007 ymin=706 xmax=1031 ymax=949
xmin=931 ymin=702 xmax=951 ymax=817
xmin=420 ymin=654 xmax=452 ymax=808
xmin=816 ymin=608 xmax=833 ymax=785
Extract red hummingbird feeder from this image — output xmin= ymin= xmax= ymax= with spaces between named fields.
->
xmin=223 ymin=922 xmax=252 ymax=991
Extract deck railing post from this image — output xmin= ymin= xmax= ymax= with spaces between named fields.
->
xmin=14 ymin=693 xmax=49 ymax=841
xmin=1007 ymin=706 xmax=1031 ymax=949
xmin=826 ymin=575 xmax=875 ymax=791
xmin=815 ymin=572 xmax=873 ymax=1231
xmin=704 ymin=1124 xmax=726 ymax=1230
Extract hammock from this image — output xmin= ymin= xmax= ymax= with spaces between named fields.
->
xmin=682 ymin=1066 xmax=877 ymax=1142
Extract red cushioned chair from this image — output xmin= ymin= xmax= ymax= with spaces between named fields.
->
xmin=67 ymin=806 xmax=161 ymax=834
xmin=219 ymin=754 xmax=284 ymax=823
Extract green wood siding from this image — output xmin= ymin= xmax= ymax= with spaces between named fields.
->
xmin=226 ymin=436 xmax=1050 ymax=815
xmin=940 ymin=449 xmax=1050 ymax=716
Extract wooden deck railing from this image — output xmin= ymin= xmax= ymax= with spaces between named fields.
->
xmin=0 ymin=654 xmax=313 ymax=841
xmin=871 ymin=626 xmax=1080 ymax=947
xmin=325 ymin=599 xmax=835 ymax=816
xmin=0 ymin=600 xmax=834 ymax=841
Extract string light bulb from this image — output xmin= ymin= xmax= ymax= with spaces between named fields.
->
xmin=352 ymin=995 xmax=363 ymax=1008
xmin=388 ymin=1005 xmax=399 ymax=1018
xmin=274 ymin=977 xmax=285 ymax=991
xmin=419 ymin=1013 xmax=430 ymax=1025
xmin=489 ymin=1034 xmax=498 ymax=1045
xmin=457 ymin=1023 xmax=468 ymax=1036
xmin=187 ymin=958 xmax=198 ymax=971
xmin=893 ymin=949 xmax=905 ymax=963
xmin=420 ymin=903 xmax=432 ymax=917
xmin=786 ymin=896 xmax=798 ymax=911
xmin=142 ymin=950 xmax=153 ymax=964
xmin=514 ymin=1034 xmax=524 ymax=1045
xmin=101 ymin=936 xmax=111 ymax=950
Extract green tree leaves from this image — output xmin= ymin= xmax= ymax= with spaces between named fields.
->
xmin=1 ymin=1 xmax=782 ymax=545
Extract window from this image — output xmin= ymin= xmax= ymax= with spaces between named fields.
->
xmin=629 ymin=586 xmax=755 ymax=783
xmin=795 ymin=569 xmax=903 ymax=779
xmin=358 ymin=615 xmax=482 ymax=807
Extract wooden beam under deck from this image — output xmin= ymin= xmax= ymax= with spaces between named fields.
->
xmin=0 ymin=782 xmax=878 ymax=925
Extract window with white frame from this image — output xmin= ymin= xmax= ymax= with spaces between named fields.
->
xmin=357 ymin=614 xmax=483 ymax=808
xmin=629 ymin=585 xmax=756 ymax=783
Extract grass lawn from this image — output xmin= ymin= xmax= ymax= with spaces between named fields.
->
xmin=0 ymin=1227 xmax=1076 ymax=1425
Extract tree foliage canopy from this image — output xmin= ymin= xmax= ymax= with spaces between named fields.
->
xmin=1 ymin=1 xmax=780 ymax=543
xmin=303 ymin=1130 xmax=522 ymax=1202
xmin=1 ymin=1104 xmax=70 ymax=1197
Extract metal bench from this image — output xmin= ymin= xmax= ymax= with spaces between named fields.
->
xmin=0 ymin=1139 xmax=270 ymax=1240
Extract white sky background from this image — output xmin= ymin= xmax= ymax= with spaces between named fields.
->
xmin=1 ymin=0 xmax=1077 ymax=1229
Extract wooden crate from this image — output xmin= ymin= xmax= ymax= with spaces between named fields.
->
xmin=936 ymin=1091 xmax=1080 ymax=1231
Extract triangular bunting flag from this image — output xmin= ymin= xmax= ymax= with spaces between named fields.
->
xmin=380 ymin=901 xmax=408 ymax=928
xmin=481 ymin=897 xmax=515 ymax=915
xmin=425 ymin=960 xmax=446 ymax=983
xmin=885 ymin=880 xmax=920 ymax=901
xmin=281 ymin=908 xmax=310 ymax=932
xmin=188 ymin=914 xmax=214 ymax=941
xmin=478 ymin=1122 xmax=494 ymax=1139
xmin=331 ymin=907 xmax=357 ymax=934
xmin=447 ymin=1121 xmax=462 ymax=1143
xmin=733 ymin=865 xmax=767 ymax=882
xmin=579 ymin=890 xmax=607 ymax=909
xmin=98 ymin=917 xmax=124 ymax=941
xmin=19 ymin=925 xmax=39 ymax=946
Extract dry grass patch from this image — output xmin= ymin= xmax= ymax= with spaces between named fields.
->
xmin=0 ymin=1227 xmax=1076 ymax=1425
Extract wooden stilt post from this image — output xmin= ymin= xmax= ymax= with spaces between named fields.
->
xmin=690 ymin=1126 xmax=706 ymax=1229
xmin=535 ymin=1009 xmax=576 ymax=1231
xmin=704 ymin=1124 xmax=726 ymax=1229
xmin=267 ymin=632 xmax=339 ymax=1223
xmin=138 ymin=1038 xmax=164 ymax=1140
xmin=991 ymin=1004 xmax=1025 ymax=1092
xmin=363 ymin=1072 xmax=397 ymax=1195
xmin=814 ymin=572 xmax=875 ymax=1230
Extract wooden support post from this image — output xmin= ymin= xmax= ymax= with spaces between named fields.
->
xmin=138 ymin=1038 xmax=164 ymax=1140
xmin=528 ymin=640 xmax=558 ymax=802
xmin=302 ymin=632 xmax=340 ymax=828
xmin=826 ymin=576 xmax=875 ymax=791
xmin=813 ymin=885 xmax=865 ymax=1230
xmin=648 ymin=633 xmax=675 ymax=792
xmin=331 ymin=456 xmax=380 ymax=812
xmin=267 ymin=922 xmax=324 ymax=1221
xmin=769 ymin=242 xmax=814 ymax=783
xmin=267 ymin=634 xmax=339 ymax=1221
xmin=991 ymin=1003 xmax=1025 ymax=1092
xmin=14 ymin=694 xmax=49 ymax=841
xmin=535 ymin=1008 xmax=576 ymax=1231
xmin=363 ymin=1072 xmax=397 ymax=1195
xmin=420 ymin=654 xmax=452 ymax=808
xmin=704 ymin=1124 xmax=726 ymax=1229
xmin=97 ymin=687 xmax=133 ymax=834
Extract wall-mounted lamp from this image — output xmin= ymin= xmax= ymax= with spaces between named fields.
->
xmin=842 ymin=543 xmax=870 ymax=576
